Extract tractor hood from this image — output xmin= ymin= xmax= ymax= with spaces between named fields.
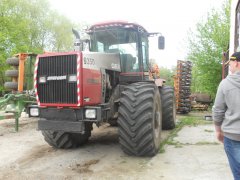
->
xmin=82 ymin=52 xmax=121 ymax=72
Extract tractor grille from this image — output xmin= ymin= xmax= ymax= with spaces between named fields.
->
xmin=37 ymin=54 xmax=78 ymax=104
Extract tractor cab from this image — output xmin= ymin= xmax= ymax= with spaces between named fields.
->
xmin=86 ymin=21 xmax=164 ymax=81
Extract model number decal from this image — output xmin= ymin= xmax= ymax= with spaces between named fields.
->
xmin=84 ymin=57 xmax=95 ymax=65
xmin=111 ymin=63 xmax=120 ymax=70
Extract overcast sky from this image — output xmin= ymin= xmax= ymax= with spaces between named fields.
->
xmin=49 ymin=0 xmax=224 ymax=68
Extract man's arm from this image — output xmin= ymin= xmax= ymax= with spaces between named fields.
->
xmin=212 ymin=82 xmax=226 ymax=143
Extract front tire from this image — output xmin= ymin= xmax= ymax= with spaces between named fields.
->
xmin=41 ymin=122 xmax=92 ymax=149
xmin=118 ymin=82 xmax=162 ymax=156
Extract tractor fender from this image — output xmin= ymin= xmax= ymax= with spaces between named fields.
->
xmin=154 ymin=78 xmax=166 ymax=87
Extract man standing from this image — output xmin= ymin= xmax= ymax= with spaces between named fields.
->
xmin=212 ymin=52 xmax=240 ymax=180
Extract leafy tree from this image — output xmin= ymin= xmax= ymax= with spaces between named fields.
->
xmin=0 ymin=0 xmax=77 ymax=94
xmin=44 ymin=12 xmax=75 ymax=52
xmin=159 ymin=66 xmax=176 ymax=86
xmin=187 ymin=0 xmax=230 ymax=98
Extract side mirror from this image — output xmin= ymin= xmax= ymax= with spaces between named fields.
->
xmin=158 ymin=36 xmax=165 ymax=49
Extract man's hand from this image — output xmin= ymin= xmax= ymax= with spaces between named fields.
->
xmin=216 ymin=131 xmax=224 ymax=143
xmin=215 ymin=125 xmax=223 ymax=143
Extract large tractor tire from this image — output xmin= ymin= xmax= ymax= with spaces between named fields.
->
xmin=6 ymin=57 xmax=19 ymax=66
xmin=41 ymin=122 xmax=92 ymax=149
xmin=160 ymin=86 xmax=176 ymax=130
xmin=118 ymin=82 xmax=162 ymax=156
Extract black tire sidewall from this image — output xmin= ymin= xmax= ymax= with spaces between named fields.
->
xmin=152 ymin=87 xmax=162 ymax=150
xmin=160 ymin=86 xmax=176 ymax=130
xmin=4 ymin=82 xmax=18 ymax=89
xmin=6 ymin=57 xmax=19 ymax=66
xmin=5 ymin=70 xmax=19 ymax=77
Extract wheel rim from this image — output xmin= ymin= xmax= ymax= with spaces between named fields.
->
xmin=154 ymin=111 xmax=161 ymax=139
xmin=153 ymin=99 xmax=161 ymax=142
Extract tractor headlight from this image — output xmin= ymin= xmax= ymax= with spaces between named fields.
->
xmin=39 ymin=76 xmax=46 ymax=83
xmin=85 ymin=109 xmax=96 ymax=119
xmin=68 ymin=75 xmax=77 ymax=82
xmin=29 ymin=107 xmax=39 ymax=117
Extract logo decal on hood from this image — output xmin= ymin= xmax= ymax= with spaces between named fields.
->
xmin=47 ymin=75 xmax=67 ymax=81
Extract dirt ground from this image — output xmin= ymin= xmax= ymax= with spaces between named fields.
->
xmin=0 ymin=112 xmax=232 ymax=180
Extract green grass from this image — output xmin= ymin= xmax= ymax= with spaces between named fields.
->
xmin=204 ymin=129 xmax=214 ymax=133
xmin=177 ymin=116 xmax=211 ymax=126
xmin=195 ymin=141 xmax=219 ymax=145
xmin=159 ymin=125 xmax=182 ymax=153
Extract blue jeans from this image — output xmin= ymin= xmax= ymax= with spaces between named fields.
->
xmin=224 ymin=136 xmax=240 ymax=180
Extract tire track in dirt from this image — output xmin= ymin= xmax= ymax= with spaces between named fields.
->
xmin=69 ymin=159 xmax=100 ymax=173
xmin=16 ymin=145 xmax=56 ymax=166
xmin=0 ymin=144 xmax=55 ymax=179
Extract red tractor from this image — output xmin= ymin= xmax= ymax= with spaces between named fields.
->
xmin=33 ymin=21 xmax=176 ymax=156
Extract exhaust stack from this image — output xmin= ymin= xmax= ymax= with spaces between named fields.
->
xmin=72 ymin=28 xmax=82 ymax=51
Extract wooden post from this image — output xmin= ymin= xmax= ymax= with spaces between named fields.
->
xmin=18 ymin=53 xmax=28 ymax=92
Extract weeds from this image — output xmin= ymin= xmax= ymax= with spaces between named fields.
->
xmin=159 ymin=113 xmax=214 ymax=153
xmin=195 ymin=141 xmax=219 ymax=145
xmin=204 ymin=129 xmax=214 ymax=133
xmin=159 ymin=125 xmax=182 ymax=153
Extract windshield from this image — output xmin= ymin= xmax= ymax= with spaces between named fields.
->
xmin=89 ymin=28 xmax=139 ymax=72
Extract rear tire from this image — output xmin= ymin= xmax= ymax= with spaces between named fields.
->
xmin=41 ymin=122 xmax=92 ymax=149
xmin=160 ymin=86 xmax=176 ymax=130
xmin=118 ymin=82 xmax=162 ymax=156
